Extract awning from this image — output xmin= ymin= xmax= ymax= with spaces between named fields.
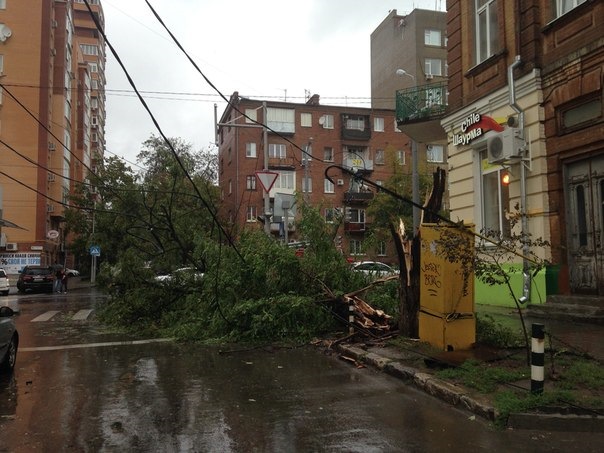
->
xmin=0 ymin=218 xmax=27 ymax=230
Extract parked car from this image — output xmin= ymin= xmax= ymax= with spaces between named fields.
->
xmin=0 ymin=268 xmax=10 ymax=296
xmin=0 ymin=306 xmax=18 ymax=374
xmin=16 ymin=266 xmax=55 ymax=293
xmin=351 ymin=261 xmax=399 ymax=279
xmin=154 ymin=267 xmax=204 ymax=285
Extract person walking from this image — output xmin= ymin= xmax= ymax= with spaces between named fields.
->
xmin=60 ymin=269 xmax=68 ymax=294
xmin=54 ymin=266 xmax=63 ymax=293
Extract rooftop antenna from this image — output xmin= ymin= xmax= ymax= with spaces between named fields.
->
xmin=304 ymin=89 xmax=310 ymax=102
xmin=283 ymin=89 xmax=287 ymax=102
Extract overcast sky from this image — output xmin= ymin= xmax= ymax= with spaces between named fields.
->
xmin=102 ymin=0 xmax=446 ymax=169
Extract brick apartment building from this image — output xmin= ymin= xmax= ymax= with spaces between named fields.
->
xmin=217 ymin=92 xmax=413 ymax=262
xmin=0 ymin=0 xmax=106 ymax=273
xmin=436 ymin=0 xmax=603 ymax=302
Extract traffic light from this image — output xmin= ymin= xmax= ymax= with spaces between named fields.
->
xmin=501 ymin=170 xmax=511 ymax=186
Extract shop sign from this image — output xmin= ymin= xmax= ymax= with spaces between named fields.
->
xmin=453 ymin=113 xmax=504 ymax=146
xmin=0 ymin=252 xmax=41 ymax=274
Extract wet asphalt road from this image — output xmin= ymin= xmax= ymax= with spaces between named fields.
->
xmin=1 ymin=288 xmax=603 ymax=452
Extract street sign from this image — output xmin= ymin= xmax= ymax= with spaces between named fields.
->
xmin=89 ymin=245 xmax=101 ymax=256
xmin=255 ymin=171 xmax=279 ymax=193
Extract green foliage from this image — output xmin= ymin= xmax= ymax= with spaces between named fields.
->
xmin=555 ymin=357 xmax=604 ymax=390
xmin=476 ymin=313 xmax=524 ymax=348
xmin=494 ymin=389 xmax=576 ymax=427
xmin=436 ymin=359 xmax=528 ymax=393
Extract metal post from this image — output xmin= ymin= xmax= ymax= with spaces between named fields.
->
xmin=90 ymin=205 xmax=96 ymax=284
xmin=262 ymin=102 xmax=270 ymax=235
xmin=531 ymin=323 xmax=545 ymax=394
xmin=348 ymin=299 xmax=355 ymax=334
xmin=412 ymin=139 xmax=420 ymax=235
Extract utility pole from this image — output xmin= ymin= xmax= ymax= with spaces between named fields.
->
xmin=263 ymin=102 xmax=271 ymax=235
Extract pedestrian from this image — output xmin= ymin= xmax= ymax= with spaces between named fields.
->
xmin=54 ymin=266 xmax=63 ymax=293
xmin=61 ymin=269 xmax=68 ymax=294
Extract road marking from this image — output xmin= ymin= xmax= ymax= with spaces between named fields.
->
xmin=19 ymin=338 xmax=174 ymax=352
xmin=31 ymin=311 xmax=60 ymax=322
xmin=72 ymin=309 xmax=94 ymax=320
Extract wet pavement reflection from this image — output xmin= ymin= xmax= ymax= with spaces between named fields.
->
xmin=1 ymin=289 xmax=602 ymax=452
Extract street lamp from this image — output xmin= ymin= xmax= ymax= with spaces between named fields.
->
xmin=395 ymin=68 xmax=415 ymax=80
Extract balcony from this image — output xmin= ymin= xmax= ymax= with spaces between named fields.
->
xmin=341 ymin=114 xmax=371 ymax=140
xmin=343 ymin=156 xmax=373 ymax=173
xmin=395 ymin=81 xmax=448 ymax=142
xmin=344 ymin=191 xmax=374 ymax=203
xmin=344 ymin=222 xmax=368 ymax=233
xmin=268 ymin=156 xmax=296 ymax=169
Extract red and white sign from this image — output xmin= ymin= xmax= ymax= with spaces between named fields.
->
xmin=255 ymin=171 xmax=279 ymax=192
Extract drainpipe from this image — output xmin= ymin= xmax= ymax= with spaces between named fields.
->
xmin=508 ymin=56 xmax=531 ymax=303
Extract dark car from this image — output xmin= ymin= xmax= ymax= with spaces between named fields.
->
xmin=0 ymin=306 xmax=18 ymax=374
xmin=16 ymin=266 xmax=55 ymax=293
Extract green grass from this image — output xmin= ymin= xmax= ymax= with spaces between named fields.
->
xmin=436 ymin=359 xmax=528 ymax=393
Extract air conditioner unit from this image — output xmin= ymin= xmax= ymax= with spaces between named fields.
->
xmin=48 ymin=173 xmax=55 ymax=182
xmin=425 ymin=74 xmax=434 ymax=80
xmin=487 ymin=127 xmax=525 ymax=164
xmin=48 ymin=142 xmax=56 ymax=151
xmin=6 ymin=243 xmax=18 ymax=251
xmin=337 ymin=179 xmax=345 ymax=186
xmin=51 ymin=20 xmax=58 ymax=29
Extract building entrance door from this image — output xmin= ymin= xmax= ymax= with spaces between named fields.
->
xmin=566 ymin=155 xmax=603 ymax=295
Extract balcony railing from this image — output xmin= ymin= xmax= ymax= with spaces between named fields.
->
xmin=344 ymin=222 xmax=368 ymax=233
xmin=344 ymin=191 xmax=374 ymax=203
xmin=268 ymin=156 xmax=296 ymax=169
xmin=396 ymin=81 xmax=448 ymax=125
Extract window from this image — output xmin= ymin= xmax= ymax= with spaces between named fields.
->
xmin=350 ymin=239 xmax=364 ymax=256
xmin=246 ymin=142 xmax=257 ymax=158
xmin=475 ymin=0 xmax=499 ymax=64
xmin=245 ymin=108 xmax=257 ymax=123
xmin=427 ymin=144 xmax=444 ymax=163
xmin=88 ymin=62 xmax=98 ymax=73
xmin=396 ymin=150 xmax=406 ymax=165
xmin=325 ymin=208 xmax=337 ymax=223
xmin=0 ymin=1 xmax=6 ymax=9
xmin=324 ymin=178 xmax=335 ymax=193
xmin=561 ymin=98 xmax=602 ymax=132
xmin=320 ymin=114 xmax=334 ymax=129
xmin=394 ymin=119 xmax=402 ymax=132
xmin=302 ymin=177 xmax=312 ymax=193
xmin=425 ymin=29 xmax=441 ymax=46
xmin=301 ymin=113 xmax=312 ymax=127
xmin=246 ymin=175 xmax=256 ymax=191
xmin=267 ymin=107 xmax=295 ymax=133
xmin=91 ymin=80 xmax=98 ymax=90
xmin=481 ymin=153 xmax=510 ymax=238
xmin=302 ymin=144 xmax=312 ymax=164
xmin=373 ymin=117 xmax=384 ymax=132
xmin=269 ymin=143 xmax=286 ymax=159
xmin=377 ymin=241 xmax=387 ymax=256
xmin=348 ymin=208 xmax=366 ymax=223
xmin=424 ymin=58 xmax=442 ymax=76
xmin=324 ymin=146 xmax=334 ymax=162
xmin=555 ymin=0 xmax=587 ymax=17
xmin=375 ymin=149 xmax=385 ymax=165
xmin=246 ymin=206 xmax=257 ymax=222
xmin=346 ymin=116 xmax=365 ymax=131
xmin=274 ymin=171 xmax=295 ymax=190
xmin=228 ymin=179 xmax=232 ymax=195
xmin=80 ymin=44 xmax=98 ymax=55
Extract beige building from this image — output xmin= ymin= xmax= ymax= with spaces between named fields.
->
xmin=0 ymin=0 xmax=105 ymax=273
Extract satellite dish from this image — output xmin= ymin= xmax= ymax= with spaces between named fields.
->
xmin=3 ymin=27 xmax=11 ymax=38
xmin=47 ymin=229 xmax=59 ymax=239
xmin=318 ymin=116 xmax=325 ymax=126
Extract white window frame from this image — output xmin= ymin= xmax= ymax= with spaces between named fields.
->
xmin=246 ymin=142 xmax=257 ymax=158
xmin=350 ymin=239 xmax=364 ymax=256
xmin=324 ymin=178 xmax=335 ymax=193
xmin=267 ymin=107 xmax=295 ymax=133
xmin=555 ymin=0 xmax=587 ymax=18
xmin=427 ymin=144 xmax=444 ymax=163
xmin=268 ymin=143 xmax=286 ymax=159
xmin=246 ymin=206 xmax=257 ymax=222
xmin=480 ymin=151 xmax=511 ymax=238
xmin=475 ymin=0 xmax=498 ymax=64
xmin=321 ymin=114 xmax=334 ymax=129
xmin=273 ymin=171 xmax=295 ymax=191
xmin=0 ymin=0 xmax=6 ymax=9
xmin=375 ymin=149 xmax=385 ymax=165
xmin=301 ymin=112 xmax=312 ymax=127
xmin=245 ymin=108 xmax=257 ymax=123
xmin=424 ymin=58 xmax=443 ymax=76
xmin=396 ymin=150 xmax=406 ymax=165
xmin=424 ymin=29 xmax=442 ymax=46
xmin=377 ymin=241 xmax=387 ymax=256
xmin=246 ymin=175 xmax=256 ymax=191
xmin=373 ymin=117 xmax=384 ymax=132
xmin=302 ymin=176 xmax=312 ymax=193
xmin=346 ymin=116 xmax=365 ymax=131
xmin=323 ymin=146 xmax=334 ymax=162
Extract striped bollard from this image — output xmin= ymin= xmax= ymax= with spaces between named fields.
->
xmin=348 ymin=299 xmax=355 ymax=334
xmin=531 ymin=323 xmax=545 ymax=394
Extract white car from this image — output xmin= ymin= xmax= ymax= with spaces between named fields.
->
xmin=0 ymin=268 xmax=10 ymax=296
xmin=351 ymin=261 xmax=399 ymax=278
xmin=155 ymin=267 xmax=204 ymax=285
xmin=65 ymin=268 xmax=80 ymax=277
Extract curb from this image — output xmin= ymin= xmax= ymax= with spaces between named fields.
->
xmin=334 ymin=343 xmax=604 ymax=431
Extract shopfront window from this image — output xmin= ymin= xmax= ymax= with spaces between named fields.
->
xmin=481 ymin=152 xmax=510 ymax=238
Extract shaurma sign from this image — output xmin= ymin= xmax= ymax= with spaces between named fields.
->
xmin=453 ymin=113 xmax=504 ymax=146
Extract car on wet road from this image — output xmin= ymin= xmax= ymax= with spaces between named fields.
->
xmin=0 ymin=306 xmax=18 ymax=374
xmin=16 ymin=266 xmax=55 ymax=293
xmin=0 ymin=268 xmax=10 ymax=296
xmin=351 ymin=261 xmax=399 ymax=279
